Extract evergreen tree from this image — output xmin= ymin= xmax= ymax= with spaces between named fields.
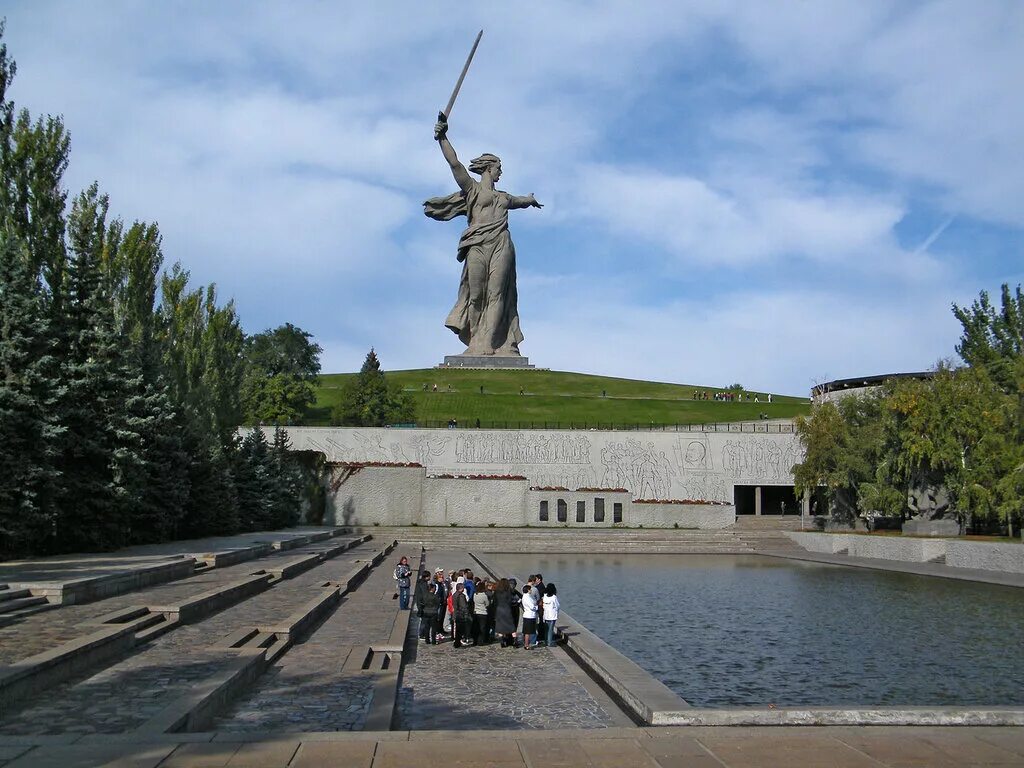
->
xmin=106 ymin=221 xmax=189 ymax=542
xmin=332 ymin=348 xmax=415 ymax=427
xmin=0 ymin=233 xmax=58 ymax=551
xmin=953 ymin=284 xmax=1024 ymax=394
xmin=235 ymin=427 xmax=274 ymax=531
xmin=269 ymin=427 xmax=303 ymax=528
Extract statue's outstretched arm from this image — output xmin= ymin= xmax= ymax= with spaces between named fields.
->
xmin=435 ymin=112 xmax=472 ymax=192
xmin=509 ymin=193 xmax=543 ymax=210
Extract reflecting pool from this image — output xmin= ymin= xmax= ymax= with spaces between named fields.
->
xmin=492 ymin=553 xmax=1024 ymax=707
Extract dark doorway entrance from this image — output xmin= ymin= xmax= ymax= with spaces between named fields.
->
xmin=733 ymin=485 xmax=800 ymax=515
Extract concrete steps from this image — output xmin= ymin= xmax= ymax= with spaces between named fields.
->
xmin=355 ymin=526 xmax=760 ymax=554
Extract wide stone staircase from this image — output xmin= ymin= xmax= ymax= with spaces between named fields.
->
xmin=349 ymin=525 xmax=810 ymax=555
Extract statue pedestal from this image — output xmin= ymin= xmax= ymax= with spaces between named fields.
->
xmin=902 ymin=519 xmax=960 ymax=537
xmin=441 ymin=354 xmax=534 ymax=369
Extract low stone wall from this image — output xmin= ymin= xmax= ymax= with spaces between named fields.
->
xmin=945 ymin=541 xmax=1024 ymax=574
xmin=324 ymin=464 xmax=739 ymax=529
xmin=788 ymin=532 xmax=1024 ymax=574
xmin=630 ymin=502 xmax=735 ymax=529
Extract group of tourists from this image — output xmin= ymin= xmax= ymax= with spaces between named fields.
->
xmin=395 ymin=558 xmax=560 ymax=650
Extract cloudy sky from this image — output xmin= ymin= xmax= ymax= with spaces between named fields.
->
xmin=3 ymin=2 xmax=1022 ymax=395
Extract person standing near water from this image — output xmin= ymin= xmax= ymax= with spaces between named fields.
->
xmin=394 ymin=556 xmax=412 ymax=610
xmin=520 ymin=584 xmax=538 ymax=650
xmin=542 ymin=583 xmax=560 ymax=648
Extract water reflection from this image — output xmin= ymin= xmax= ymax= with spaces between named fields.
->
xmin=492 ymin=553 xmax=1024 ymax=707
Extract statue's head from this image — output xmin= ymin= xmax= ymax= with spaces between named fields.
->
xmin=469 ymin=153 xmax=501 ymax=180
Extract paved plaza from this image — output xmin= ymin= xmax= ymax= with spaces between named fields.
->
xmin=0 ymin=527 xmax=1021 ymax=766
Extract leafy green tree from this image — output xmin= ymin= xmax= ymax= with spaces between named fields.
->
xmin=886 ymin=366 xmax=1018 ymax=531
xmin=793 ymin=392 xmax=896 ymax=523
xmin=331 ymin=348 xmax=415 ymax=427
xmin=241 ymin=323 xmax=321 ymax=424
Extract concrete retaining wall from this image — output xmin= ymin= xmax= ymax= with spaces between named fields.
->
xmin=630 ymin=502 xmax=735 ymax=529
xmin=789 ymin=532 xmax=1024 ymax=574
xmin=277 ymin=425 xmax=804 ymax=505
xmin=324 ymin=466 xmax=738 ymax=529
xmin=421 ymin=477 xmax=529 ymax=526
xmin=326 ymin=466 xmax=423 ymax=527
xmin=945 ymin=541 xmax=1024 ymax=574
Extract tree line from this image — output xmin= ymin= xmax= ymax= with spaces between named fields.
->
xmin=794 ymin=285 xmax=1024 ymax=536
xmin=0 ymin=26 xmax=320 ymax=555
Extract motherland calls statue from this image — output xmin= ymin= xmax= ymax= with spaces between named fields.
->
xmin=423 ymin=32 xmax=542 ymax=362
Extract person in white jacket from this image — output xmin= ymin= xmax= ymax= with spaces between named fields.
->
xmin=541 ymin=583 xmax=560 ymax=647
xmin=520 ymin=584 xmax=538 ymax=650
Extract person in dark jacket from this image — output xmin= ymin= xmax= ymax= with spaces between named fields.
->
xmin=493 ymin=578 xmax=516 ymax=648
xmin=413 ymin=572 xmax=432 ymax=641
xmin=453 ymin=583 xmax=472 ymax=648
xmin=421 ymin=583 xmax=441 ymax=644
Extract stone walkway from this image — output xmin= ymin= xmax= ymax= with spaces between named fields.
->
xmin=395 ymin=548 xmax=622 ymax=731
xmin=0 ymin=543 xmax=375 ymax=735
xmin=213 ymin=544 xmax=420 ymax=733
xmin=0 ymin=533 xmax=361 ymax=664
xmin=397 ymin=638 xmax=619 ymax=730
xmin=3 ymin=726 xmax=1024 ymax=767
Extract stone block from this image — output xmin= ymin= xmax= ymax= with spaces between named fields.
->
xmin=902 ymin=519 xmax=960 ymax=537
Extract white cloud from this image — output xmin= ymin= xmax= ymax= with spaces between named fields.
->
xmin=2 ymin=1 xmax=1021 ymax=395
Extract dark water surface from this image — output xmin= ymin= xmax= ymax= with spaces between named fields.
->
xmin=491 ymin=553 xmax=1024 ymax=707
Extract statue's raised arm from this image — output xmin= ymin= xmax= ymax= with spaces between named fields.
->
xmin=434 ymin=113 xmax=472 ymax=193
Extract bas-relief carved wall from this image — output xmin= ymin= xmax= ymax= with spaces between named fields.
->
xmin=282 ymin=427 xmax=804 ymax=503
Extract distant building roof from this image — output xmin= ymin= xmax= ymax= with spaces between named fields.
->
xmin=811 ymin=371 xmax=934 ymax=399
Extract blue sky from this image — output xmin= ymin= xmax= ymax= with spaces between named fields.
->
xmin=4 ymin=1 xmax=1022 ymax=395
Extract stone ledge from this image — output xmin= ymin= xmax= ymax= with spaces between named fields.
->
xmin=649 ymin=707 xmax=1024 ymax=727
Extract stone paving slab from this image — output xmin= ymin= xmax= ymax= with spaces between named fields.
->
xmin=213 ymin=545 xmax=419 ymax=733
xmin=6 ymin=727 xmax=1024 ymax=767
xmin=0 ymin=536 xmax=362 ymax=665
xmin=393 ymin=548 xmax=620 ymax=732
xmin=0 ymin=545 xmax=378 ymax=736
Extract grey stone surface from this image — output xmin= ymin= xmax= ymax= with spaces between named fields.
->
xmin=442 ymin=354 xmax=534 ymax=368
xmin=0 ymin=535 xmax=360 ymax=666
xmin=788 ymin=531 xmax=1024 ymax=577
xmin=902 ymin=519 xmax=960 ymax=537
xmin=276 ymin=428 xmax=802 ymax=528
xmin=425 ymin=112 xmax=541 ymax=359
xmin=0 ymin=543 xmax=375 ymax=735
xmin=213 ymin=545 xmax=419 ymax=733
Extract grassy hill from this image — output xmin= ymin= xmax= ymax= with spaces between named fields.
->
xmin=304 ymin=368 xmax=810 ymax=428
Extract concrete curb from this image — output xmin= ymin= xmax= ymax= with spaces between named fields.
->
xmin=15 ymin=558 xmax=197 ymax=606
xmin=0 ymin=623 xmax=136 ymax=717
xmin=649 ymin=707 xmax=1024 ymax=726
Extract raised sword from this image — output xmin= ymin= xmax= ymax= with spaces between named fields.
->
xmin=442 ymin=29 xmax=483 ymax=119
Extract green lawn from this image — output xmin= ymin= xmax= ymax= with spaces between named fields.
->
xmin=305 ymin=368 xmax=811 ymax=428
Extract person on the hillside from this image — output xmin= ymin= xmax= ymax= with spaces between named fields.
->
xmin=453 ymin=582 xmax=472 ymax=648
xmin=472 ymin=581 xmax=491 ymax=645
xmin=542 ymin=583 xmax=560 ymax=648
xmin=414 ymin=571 xmax=432 ymax=640
xmin=493 ymin=578 xmax=517 ymax=648
xmin=520 ymin=584 xmax=538 ymax=650
xmin=394 ymin=556 xmax=412 ymax=610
